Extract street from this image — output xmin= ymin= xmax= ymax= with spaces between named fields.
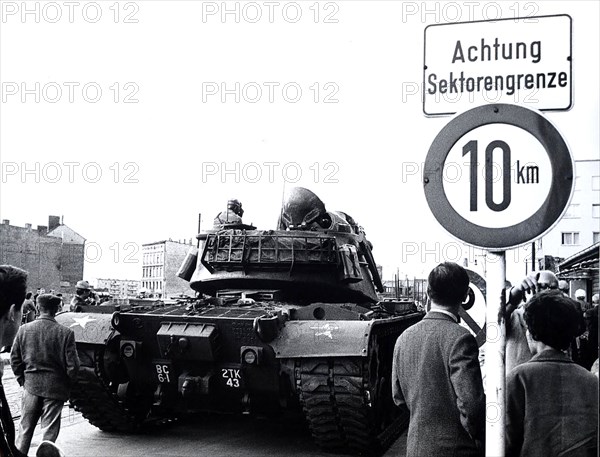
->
xmin=2 ymin=357 xmax=407 ymax=457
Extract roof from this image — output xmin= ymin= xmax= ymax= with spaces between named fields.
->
xmin=46 ymin=224 xmax=86 ymax=244
xmin=559 ymin=242 xmax=599 ymax=270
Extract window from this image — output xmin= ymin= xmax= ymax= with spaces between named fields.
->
xmin=593 ymin=204 xmax=600 ymax=219
xmin=564 ymin=204 xmax=581 ymax=219
xmin=594 ymin=232 xmax=600 ymax=244
xmin=561 ymin=232 xmax=580 ymax=246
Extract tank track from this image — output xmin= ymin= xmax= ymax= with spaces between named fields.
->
xmin=69 ymin=345 xmax=153 ymax=432
xmin=296 ymin=325 xmax=410 ymax=455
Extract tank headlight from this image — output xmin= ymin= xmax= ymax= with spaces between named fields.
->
xmin=241 ymin=346 xmax=263 ymax=365
xmin=243 ymin=349 xmax=257 ymax=365
xmin=121 ymin=342 xmax=135 ymax=358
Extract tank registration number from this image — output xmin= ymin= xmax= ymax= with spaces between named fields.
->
xmin=155 ymin=363 xmax=172 ymax=383
xmin=221 ymin=368 xmax=241 ymax=388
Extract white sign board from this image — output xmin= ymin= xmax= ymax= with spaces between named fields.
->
xmin=424 ymin=15 xmax=572 ymax=116
xmin=423 ymin=104 xmax=574 ymax=250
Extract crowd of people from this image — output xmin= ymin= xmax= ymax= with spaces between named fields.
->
xmin=1 ymin=265 xmax=79 ymax=457
xmin=1 ymin=259 xmax=598 ymax=457
xmin=393 ymin=262 xmax=599 ymax=457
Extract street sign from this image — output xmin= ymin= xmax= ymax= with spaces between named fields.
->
xmin=423 ymin=15 xmax=572 ymax=116
xmin=423 ymin=103 xmax=574 ymax=250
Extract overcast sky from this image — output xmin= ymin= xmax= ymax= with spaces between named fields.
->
xmin=1 ymin=0 xmax=598 ymax=284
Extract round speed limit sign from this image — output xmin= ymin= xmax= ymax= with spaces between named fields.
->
xmin=423 ymin=103 xmax=574 ymax=249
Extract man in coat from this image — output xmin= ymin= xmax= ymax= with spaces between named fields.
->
xmin=0 ymin=265 xmax=28 ymax=457
xmin=392 ymin=262 xmax=485 ymax=457
xmin=10 ymin=294 xmax=80 ymax=456
xmin=506 ymin=290 xmax=598 ymax=457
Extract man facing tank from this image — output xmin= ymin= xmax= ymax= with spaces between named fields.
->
xmin=392 ymin=262 xmax=485 ymax=456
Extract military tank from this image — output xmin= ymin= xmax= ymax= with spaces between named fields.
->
xmin=56 ymin=188 xmax=424 ymax=455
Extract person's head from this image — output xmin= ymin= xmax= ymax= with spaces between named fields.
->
xmin=25 ymin=291 xmax=33 ymax=300
xmin=535 ymin=270 xmax=558 ymax=292
xmin=592 ymin=294 xmax=599 ymax=307
xmin=524 ymin=290 xmax=583 ymax=353
xmin=427 ymin=262 xmax=470 ymax=309
xmin=0 ymin=265 xmax=28 ymax=347
xmin=575 ymin=289 xmax=586 ymax=301
xmin=227 ymin=199 xmax=244 ymax=217
xmin=0 ymin=265 xmax=28 ymax=319
xmin=75 ymin=280 xmax=91 ymax=298
xmin=37 ymin=294 xmax=63 ymax=316
xmin=557 ymin=280 xmax=569 ymax=295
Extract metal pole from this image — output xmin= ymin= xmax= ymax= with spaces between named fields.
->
xmin=486 ymin=251 xmax=506 ymax=457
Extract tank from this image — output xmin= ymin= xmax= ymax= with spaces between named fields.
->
xmin=56 ymin=188 xmax=424 ymax=455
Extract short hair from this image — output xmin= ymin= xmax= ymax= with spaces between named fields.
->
xmin=37 ymin=294 xmax=62 ymax=313
xmin=25 ymin=292 xmax=33 ymax=300
xmin=0 ymin=265 xmax=28 ymax=318
xmin=524 ymin=290 xmax=583 ymax=351
xmin=427 ymin=262 xmax=470 ymax=307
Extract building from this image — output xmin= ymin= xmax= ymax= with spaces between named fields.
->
xmin=535 ymin=159 xmax=600 ymax=270
xmin=96 ymin=278 xmax=140 ymax=298
xmin=141 ymin=239 xmax=194 ymax=298
xmin=558 ymin=242 xmax=599 ymax=302
xmin=0 ymin=215 xmax=85 ymax=294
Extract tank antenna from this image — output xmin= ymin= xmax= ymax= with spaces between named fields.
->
xmin=279 ymin=180 xmax=286 ymax=228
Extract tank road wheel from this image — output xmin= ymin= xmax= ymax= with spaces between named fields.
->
xmin=69 ymin=341 xmax=152 ymax=432
xmin=297 ymin=333 xmax=408 ymax=456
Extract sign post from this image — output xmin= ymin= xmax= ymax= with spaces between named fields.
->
xmin=423 ymin=103 xmax=574 ymax=456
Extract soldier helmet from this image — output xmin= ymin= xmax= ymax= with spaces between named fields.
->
xmin=76 ymin=280 xmax=91 ymax=290
xmin=227 ymin=199 xmax=243 ymax=216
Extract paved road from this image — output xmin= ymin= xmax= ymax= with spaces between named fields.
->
xmin=2 ymin=356 xmax=407 ymax=457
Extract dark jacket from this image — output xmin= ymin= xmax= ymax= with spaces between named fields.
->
xmin=506 ymin=348 xmax=599 ymax=457
xmin=0 ymin=383 xmax=25 ymax=457
xmin=10 ymin=316 xmax=80 ymax=401
xmin=392 ymin=311 xmax=485 ymax=457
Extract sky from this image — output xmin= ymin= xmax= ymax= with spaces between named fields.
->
xmin=1 ymin=0 xmax=598 ymax=285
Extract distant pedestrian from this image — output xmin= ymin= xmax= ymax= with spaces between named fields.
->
xmin=392 ymin=262 xmax=485 ymax=456
xmin=506 ymin=290 xmax=598 ymax=457
xmin=557 ymin=279 xmax=570 ymax=296
xmin=21 ymin=292 xmax=36 ymax=324
xmin=0 ymin=264 xmax=28 ymax=457
xmin=10 ymin=294 xmax=80 ymax=456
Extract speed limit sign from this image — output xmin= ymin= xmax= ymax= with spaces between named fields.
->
xmin=423 ymin=103 xmax=574 ymax=249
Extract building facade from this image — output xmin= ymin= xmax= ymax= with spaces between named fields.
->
xmin=535 ymin=159 xmax=600 ymax=270
xmin=96 ymin=278 xmax=140 ymax=298
xmin=141 ymin=239 xmax=194 ymax=298
xmin=0 ymin=215 xmax=85 ymax=294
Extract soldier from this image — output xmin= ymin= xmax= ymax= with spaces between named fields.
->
xmin=69 ymin=280 xmax=98 ymax=312
xmin=213 ymin=199 xmax=244 ymax=227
